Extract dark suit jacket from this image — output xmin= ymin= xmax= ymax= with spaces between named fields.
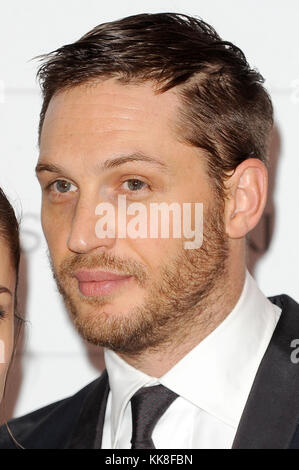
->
xmin=0 ymin=294 xmax=299 ymax=449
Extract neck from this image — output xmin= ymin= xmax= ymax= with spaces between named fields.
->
xmin=118 ymin=261 xmax=246 ymax=377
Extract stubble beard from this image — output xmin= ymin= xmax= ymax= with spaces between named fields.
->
xmin=51 ymin=201 xmax=229 ymax=356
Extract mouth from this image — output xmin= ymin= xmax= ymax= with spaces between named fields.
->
xmin=74 ymin=270 xmax=133 ymax=297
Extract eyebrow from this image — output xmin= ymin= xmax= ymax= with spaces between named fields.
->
xmin=35 ymin=153 xmax=169 ymax=175
xmin=0 ymin=286 xmax=12 ymax=296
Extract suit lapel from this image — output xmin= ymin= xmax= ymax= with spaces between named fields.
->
xmin=67 ymin=370 xmax=110 ymax=449
xmin=233 ymin=295 xmax=299 ymax=449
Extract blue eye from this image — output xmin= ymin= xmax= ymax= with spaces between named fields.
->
xmin=122 ymin=179 xmax=148 ymax=191
xmin=51 ymin=180 xmax=77 ymax=194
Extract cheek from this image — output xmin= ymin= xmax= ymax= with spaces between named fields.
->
xmin=127 ymin=236 xmax=182 ymax=273
xmin=41 ymin=203 xmax=71 ymax=259
xmin=0 ymin=322 xmax=14 ymax=402
xmin=41 ymin=202 xmax=55 ymax=244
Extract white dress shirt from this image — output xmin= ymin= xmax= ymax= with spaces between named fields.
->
xmin=101 ymin=270 xmax=281 ymax=449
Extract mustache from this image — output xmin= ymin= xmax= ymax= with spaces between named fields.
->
xmin=48 ymin=250 xmax=149 ymax=286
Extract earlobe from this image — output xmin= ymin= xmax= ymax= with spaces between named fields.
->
xmin=225 ymin=159 xmax=268 ymax=239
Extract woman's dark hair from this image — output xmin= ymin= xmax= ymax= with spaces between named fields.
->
xmin=0 ymin=186 xmax=22 ymax=355
xmin=36 ymin=12 xmax=273 ymax=198
xmin=0 ymin=188 xmax=20 ymax=276
xmin=0 ymin=189 xmax=23 ymax=446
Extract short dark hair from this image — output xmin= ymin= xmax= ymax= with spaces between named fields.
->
xmin=36 ymin=12 xmax=273 ymax=198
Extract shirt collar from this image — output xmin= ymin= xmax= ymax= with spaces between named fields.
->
xmin=104 ymin=269 xmax=281 ymax=442
xmin=160 ymin=270 xmax=281 ymax=426
xmin=104 ymin=347 xmax=157 ymax=446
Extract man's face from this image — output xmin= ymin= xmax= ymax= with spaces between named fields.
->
xmin=37 ymin=79 xmax=229 ymax=354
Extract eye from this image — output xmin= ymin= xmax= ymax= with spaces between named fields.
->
xmin=49 ymin=180 xmax=78 ymax=194
xmin=121 ymin=179 xmax=149 ymax=192
xmin=0 ymin=308 xmax=7 ymax=321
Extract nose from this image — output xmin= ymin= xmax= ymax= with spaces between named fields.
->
xmin=67 ymin=196 xmax=116 ymax=254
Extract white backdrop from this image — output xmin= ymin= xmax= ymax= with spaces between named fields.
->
xmin=0 ymin=0 xmax=298 ymax=420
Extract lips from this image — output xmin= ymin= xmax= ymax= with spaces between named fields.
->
xmin=74 ymin=270 xmax=133 ymax=296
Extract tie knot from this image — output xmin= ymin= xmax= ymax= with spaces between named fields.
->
xmin=130 ymin=384 xmax=178 ymax=449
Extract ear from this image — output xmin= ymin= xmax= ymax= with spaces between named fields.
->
xmin=225 ymin=158 xmax=268 ymax=239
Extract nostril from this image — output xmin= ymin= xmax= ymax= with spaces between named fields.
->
xmin=67 ymin=222 xmax=116 ymax=254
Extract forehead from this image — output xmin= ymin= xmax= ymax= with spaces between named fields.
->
xmin=40 ymin=79 xmax=181 ymax=154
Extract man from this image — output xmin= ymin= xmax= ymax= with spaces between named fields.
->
xmin=1 ymin=12 xmax=299 ymax=449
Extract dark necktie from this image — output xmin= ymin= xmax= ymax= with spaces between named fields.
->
xmin=130 ymin=384 xmax=179 ymax=449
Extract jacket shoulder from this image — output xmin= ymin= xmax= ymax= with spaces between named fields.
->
xmin=0 ymin=373 xmax=107 ymax=449
xmin=268 ymin=293 xmax=299 ymax=313
xmin=233 ymin=293 xmax=299 ymax=449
